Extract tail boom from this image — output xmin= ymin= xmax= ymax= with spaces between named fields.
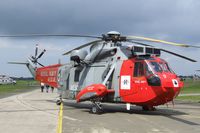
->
xmin=36 ymin=64 xmax=61 ymax=88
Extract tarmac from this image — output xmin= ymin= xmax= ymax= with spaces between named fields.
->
xmin=62 ymin=100 xmax=200 ymax=133
xmin=0 ymin=88 xmax=200 ymax=133
xmin=0 ymin=89 xmax=59 ymax=133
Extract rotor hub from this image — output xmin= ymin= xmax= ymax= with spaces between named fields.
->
xmin=107 ymin=31 xmax=121 ymax=36
xmin=102 ymin=31 xmax=126 ymax=42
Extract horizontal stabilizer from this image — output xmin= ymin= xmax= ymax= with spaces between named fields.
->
xmin=8 ymin=61 xmax=28 ymax=65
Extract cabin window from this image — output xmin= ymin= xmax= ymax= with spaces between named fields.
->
xmin=134 ymin=62 xmax=144 ymax=77
xmin=74 ymin=70 xmax=80 ymax=82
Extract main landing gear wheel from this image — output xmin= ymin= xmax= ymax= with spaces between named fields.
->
xmin=90 ymin=101 xmax=103 ymax=114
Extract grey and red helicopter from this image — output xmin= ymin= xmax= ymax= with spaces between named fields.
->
xmin=5 ymin=31 xmax=200 ymax=114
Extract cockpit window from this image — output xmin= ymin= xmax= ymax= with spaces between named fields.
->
xmin=150 ymin=62 xmax=163 ymax=73
xmin=159 ymin=62 xmax=169 ymax=72
xmin=161 ymin=62 xmax=174 ymax=73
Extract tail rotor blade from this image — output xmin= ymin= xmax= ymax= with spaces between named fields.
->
xmin=37 ymin=49 xmax=46 ymax=59
xmin=37 ymin=61 xmax=44 ymax=67
xmin=35 ymin=44 xmax=38 ymax=58
xmin=8 ymin=61 xmax=28 ymax=65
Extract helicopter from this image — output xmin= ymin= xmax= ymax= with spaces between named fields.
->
xmin=6 ymin=31 xmax=200 ymax=114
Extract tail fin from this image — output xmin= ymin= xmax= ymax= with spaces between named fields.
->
xmin=8 ymin=58 xmax=36 ymax=78
xmin=8 ymin=44 xmax=47 ymax=79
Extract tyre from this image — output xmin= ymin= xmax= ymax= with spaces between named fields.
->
xmin=56 ymin=100 xmax=62 ymax=105
xmin=90 ymin=105 xmax=103 ymax=114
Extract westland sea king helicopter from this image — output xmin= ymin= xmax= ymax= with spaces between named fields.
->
xmin=4 ymin=31 xmax=200 ymax=114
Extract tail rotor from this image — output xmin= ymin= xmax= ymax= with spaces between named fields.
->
xmin=30 ymin=44 xmax=46 ymax=67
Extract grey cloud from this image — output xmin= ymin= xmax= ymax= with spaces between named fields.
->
xmin=0 ymin=0 xmax=200 ymax=76
xmin=0 ymin=0 xmax=199 ymax=39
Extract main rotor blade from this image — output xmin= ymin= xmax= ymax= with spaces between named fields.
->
xmin=127 ymin=40 xmax=197 ymax=62
xmin=127 ymin=40 xmax=153 ymax=47
xmin=127 ymin=36 xmax=200 ymax=48
xmin=160 ymin=49 xmax=197 ymax=62
xmin=63 ymin=39 xmax=103 ymax=55
xmin=0 ymin=34 xmax=102 ymax=39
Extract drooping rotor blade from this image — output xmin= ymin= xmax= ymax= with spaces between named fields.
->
xmin=127 ymin=40 xmax=197 ymax=62
xmin=35 ymin=44 xmax=38 ymax=58
xmin=36 ymin=49 xmax=46 ymax=59
xmin=0 ymin=34 xmax=101 ymax=39
xmin=196 ymin=70 xmax=200 ymax=71
xmin=160 ymin=49 xmax=197 ymax=62
xmin=63 ymin=39 xmax=103 ymax=55
xmin=127 ymin=36 xmax=200 ymax=48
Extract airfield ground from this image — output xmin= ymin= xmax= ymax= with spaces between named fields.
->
xmin=62 ymin=100 xmax=200 ymax=133
xmin=0 ymin=88 xmax=199 ymax=133
xmin=0 ymin=80 xmax=200 ymax=133
xmin=0 ymin=89 xmax=59 ymax=133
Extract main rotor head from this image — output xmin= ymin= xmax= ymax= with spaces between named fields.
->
xmin=102 ymin=31 xmax=126 ymax=42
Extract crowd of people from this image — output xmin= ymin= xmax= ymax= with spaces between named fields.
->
xmin=40 ymin=82 xmax=54 ymax=93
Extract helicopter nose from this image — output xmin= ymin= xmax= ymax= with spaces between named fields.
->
xmin=162 ymin=77 xmax=183 ymax=88
xmin=161 ymin=77 xmax=183 ymax=101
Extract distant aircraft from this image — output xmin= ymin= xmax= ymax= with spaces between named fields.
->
xmin=0 ymin=75 xmax=16 ymax=85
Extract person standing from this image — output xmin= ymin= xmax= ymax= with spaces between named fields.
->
xmin=51 ymin=86 xmax=54 ymax=93
xmin=46 ymin=84 xmax=49 ymax=93
xmin=40 ymin=82 xmax=45 ymax=92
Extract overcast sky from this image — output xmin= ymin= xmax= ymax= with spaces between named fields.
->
xmin=0 ymin=0 xmax=200 ymax=77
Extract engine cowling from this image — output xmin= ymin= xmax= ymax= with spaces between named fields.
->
xmin=70 ymin=50 xmax=88 ymax=63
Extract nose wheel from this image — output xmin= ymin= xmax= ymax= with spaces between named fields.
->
xmin=56 ymin=95 xmax=63 ymax=105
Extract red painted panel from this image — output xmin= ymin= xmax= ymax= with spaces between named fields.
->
xmin=35 ymin=64 xmax=61 ymax=88
xmin=119 ymin=59 xmax=134 ymax=98
xmin=119 ymin=57 xmax=183 ymax=107
xmin=76 ymin=84 xmax=108 ymax=102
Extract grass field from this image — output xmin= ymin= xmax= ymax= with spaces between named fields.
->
xmin=176 ymin=79 xmax=200 ymax=102
xmin=180 ymin=79 xmax=200 ymax=94
xmin=0 ymin=80 xmax=39 ymax=96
